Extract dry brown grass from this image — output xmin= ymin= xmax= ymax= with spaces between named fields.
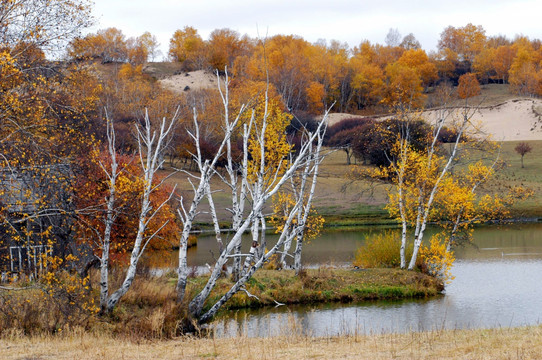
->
xmin=3 ymin=325 xmax=542 ymax=359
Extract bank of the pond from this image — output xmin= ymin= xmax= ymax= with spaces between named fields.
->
xmin=0 ymin=268 xmax=443 ymax=339
xmin=4 ymin=325 xmax=542 ymax=359
xmin=190 ymin=211 xmax=542 ymax=235
xmin=320 ymin=211 xmax=542 ymax=228
xmin=195 ymin=268 xmax=443 ymax=312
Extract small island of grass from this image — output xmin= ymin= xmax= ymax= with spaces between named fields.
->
xmin=193 ymin=268 xmax=444 ymax=312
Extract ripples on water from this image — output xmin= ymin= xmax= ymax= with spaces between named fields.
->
xmin=211 ymin=259 xmax=542 ymax=337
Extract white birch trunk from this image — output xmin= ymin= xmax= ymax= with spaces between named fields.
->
xmin=294 ymin=129 xmax=325 ymax=274
xmin=98 ymin=116 xmax=118 ymax=313
xmin=259 ymin=215 xmax=266 ymax=260
xmin=104 ymin=110 xmax=177 ymax=312
xmin=205 ymin=182 xmax=223 ymax=253
xmin=396 ymin=139 xmax=408 ymax=269
xmin=175 ymin=173 xmax=208 ymax=302
xmin=407 ymin=109 xmax=470 ymax=270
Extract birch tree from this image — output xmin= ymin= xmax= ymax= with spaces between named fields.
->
xmin=382 ymin=72 xmax=494 ymax=270
xmin=389 ymin=102 xmax=474 ymax=269
xmin=175 ymin=103 xmax=243 ymax=302
xmin=190 ymin=118 xmax=327 ymax=323
xmin=96 ymin=110 xmax=177 ymax=313
xmin=96 ymin=116 xmax=119 ymax=313
xmin=174 ymin=70 xmax=329 ymax=323
xmin=272 ymin=140 xmax=326 ymax=273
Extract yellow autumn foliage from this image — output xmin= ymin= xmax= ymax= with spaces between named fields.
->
xmin=420 ymin=234 xmax=455 ymax=283
xmin=269 ymin=191 xmax=324 ymax=242
xmin=232 ymin=81 xmax=293 ymax=185
xmin=354 ymin=231 xmax=411 ymax=268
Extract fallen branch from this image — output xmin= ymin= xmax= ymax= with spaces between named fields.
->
xmin=0 ymin=285 xmax=39 ymax=291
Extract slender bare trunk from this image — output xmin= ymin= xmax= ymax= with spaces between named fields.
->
xmin=294 ymin=132 xmax=324 ymax=274
xmin=407 ymin=108 xmax=469 ymax=270
xmin=103 ymin=110 xmax=177 ymax=312
xmin=98 ymin=117 xmax=117 ymax=312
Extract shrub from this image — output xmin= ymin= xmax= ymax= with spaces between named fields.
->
xmin=0 ymin=268 xmax=97 ymax=335
xmin=353 ymin=231 xmax=412 ymax=268
xmin=187 ymin=234 xmax=198 ymax=248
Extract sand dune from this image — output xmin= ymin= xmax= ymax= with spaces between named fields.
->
xmin=322 ymin=99 xmax=542 ymax=141
xmin=159 ymin=70 xmax=218 ymax=93
xmin=424 ymin=99 xmax=542 ymax=141
xmin=319 ymin=113 xmax=365 ymax=126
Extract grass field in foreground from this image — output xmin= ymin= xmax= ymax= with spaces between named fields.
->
xmin=3 ymin=324 xmax=541 ymax=360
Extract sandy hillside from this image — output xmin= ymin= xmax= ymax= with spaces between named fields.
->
xmin=423 ymin=99 xmax=542 ymax=141
xmin=321 ymin=100 xmax=542 ymax=141
xmin=159 ymin=70 xmax=218 ymax=92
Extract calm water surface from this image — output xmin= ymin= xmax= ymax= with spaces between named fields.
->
xmin=204 ymin=223 xmax=542 ymax=337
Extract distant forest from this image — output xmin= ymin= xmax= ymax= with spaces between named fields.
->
xmin=68 ymin=23 xmax=542 ymax=115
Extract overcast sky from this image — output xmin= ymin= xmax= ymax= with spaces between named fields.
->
xmin=90 ymin=0 xmax=542 ymax=59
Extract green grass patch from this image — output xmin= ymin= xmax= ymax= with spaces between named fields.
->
xmin=188 ymin=268 xmax=443 ymax=313
xmin=317 ymin=139 xmax=542 ymax=224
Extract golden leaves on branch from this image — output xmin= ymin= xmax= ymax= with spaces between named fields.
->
xmin=420 ymin=234 xmax=455 ymax=283
xmin=269 ymin=192 xmax=324 ymax=242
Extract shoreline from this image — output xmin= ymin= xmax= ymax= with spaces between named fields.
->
xmin=187 ymin=215 xmax=542 ymax=236
xmin=0 ymin=268 xmax=443 ymax=340
xmin=198 ymin=268 xmax=443 ymax=313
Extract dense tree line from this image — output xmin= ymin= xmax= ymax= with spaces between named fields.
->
xmin=68 ymin=24 xmax=542 ymax=116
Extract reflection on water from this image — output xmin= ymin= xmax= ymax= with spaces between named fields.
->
xmin=208 ymin=223 xmax=542 ymax=337
xmin=156 ymin=222 xmax=542 ymax=268
xmin=139 ymin=223 xmax=542 ymax=336
xmin=212 ymin=259 xmax=542 ymax=337
xmin=183 ymin=229 xmax=367 ymax=269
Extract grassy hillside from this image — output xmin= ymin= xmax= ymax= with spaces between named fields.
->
xmin=164 ymin=138 xmax=542 ymax=230
xmin=426 ymin=83 xmax=515 ymax=108
xmin=489 ymin=140 xmax=542 ymax=217
xmin=315 ymin=140 xmax=542 ymax=223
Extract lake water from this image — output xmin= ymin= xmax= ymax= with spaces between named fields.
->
xmin=200 ymin=223 xmax=542 ymax=337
